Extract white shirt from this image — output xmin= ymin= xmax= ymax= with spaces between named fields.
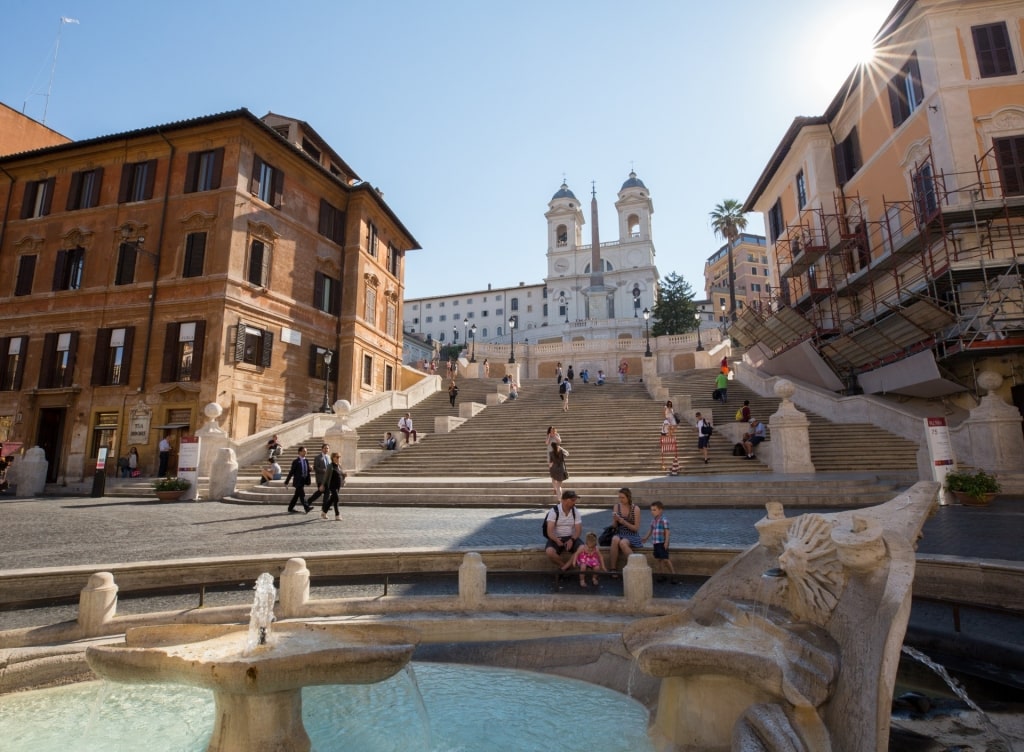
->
xmin=159 ymin=438 xmax=171 ymax=452
xmin=546 ymin=503 xmax=578 ymax=538
xmin=399 ymin=416 xmax=413 ymax=431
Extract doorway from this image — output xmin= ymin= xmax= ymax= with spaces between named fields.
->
xmin=37 ymin=408 xmax=66 ymax=483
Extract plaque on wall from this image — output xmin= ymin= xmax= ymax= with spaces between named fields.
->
xmin=128 ymin=403 xmax=152 ymax=444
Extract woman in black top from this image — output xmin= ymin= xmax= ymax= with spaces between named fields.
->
xmin=320 ymin=452 xmax=345 ymax=520
xmin=548 ymin=442 xmax=569 ymax=499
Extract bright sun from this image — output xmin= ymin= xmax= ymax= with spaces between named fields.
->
xmin=807 ymin=6 xmax=886 ymax=98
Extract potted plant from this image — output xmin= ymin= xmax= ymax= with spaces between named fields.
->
xmin=153 ymin=476 xmax=191 ymax=501
xmin=945 ymin=469 xmax=1001 ymax=506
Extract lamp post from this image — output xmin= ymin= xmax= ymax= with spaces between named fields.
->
xmin=720 ymin=302 xmax=728 ymax=338
xmin=643 ymin=308 xmax=652 ymax=357
xmin=469 ymin=323 xmax=477 ymax=363
xmin=463 ymin=318 xmax=468 ymax=351
xmin=507 ymin=316 xmax=516 ymax=364
xmin=319 ymin=349 xmax=333 ymax=413
xmin=558 ymin=293 xmax=569 ymax=324
xmin=632 ymin=284 xmax=641 ymax=317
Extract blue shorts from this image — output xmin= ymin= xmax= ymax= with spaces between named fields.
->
xmin=750 ymin=436 xmax=765 ymax=446
xmin=698 ymin=436 xmax=710 ymax=449
xmin=653 ymin=542 xmax=669 ymax=560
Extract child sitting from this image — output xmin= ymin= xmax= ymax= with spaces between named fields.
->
xmin=562 ymin=531 xmax=606 ymax=588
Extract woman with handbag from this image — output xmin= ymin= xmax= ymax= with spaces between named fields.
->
xmin=608 ymin=487 xmax=643 ymax=575
xmin=548 ymin=442 xmax=569 ymax=499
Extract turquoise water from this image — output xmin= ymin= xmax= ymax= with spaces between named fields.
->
xmin=0 ymin=663 xmax=655 ymax=752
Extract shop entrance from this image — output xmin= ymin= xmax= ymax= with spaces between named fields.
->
xmin=36 ymin=408 xmax=66 ymax=483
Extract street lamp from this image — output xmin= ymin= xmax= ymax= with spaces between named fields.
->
xmin=720 ymin=302 xmax=728 ymax=337
xmin=632 ymin=284 xmax=641 ymax=317
xmin=319 ymin=349 xmax=333 ymax=413
xmin=558 ymin=293 xmax=569 ymax=324
xmin=507 ymin=315 xmax=517 ymax=364
xmin=695 ymin=309 xmax=704 ymax=351
xmin=469 ymin=323 xmax=477 ymax=363
xmin=643 ymin=307 xmax=652 ymax=357
xmin=463 ymin=318 xmax=468 ymax=349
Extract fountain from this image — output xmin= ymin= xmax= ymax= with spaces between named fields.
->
xmin=86 ymin=574 xmax=420 ymax=752
xmin=624 ymin=485 xmax=937 ymax=751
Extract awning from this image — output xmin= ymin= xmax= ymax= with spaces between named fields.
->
xmin=2 ymin=441 xmax=23 ymax=457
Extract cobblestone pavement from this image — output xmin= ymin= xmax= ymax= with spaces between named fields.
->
xmin=0 ymin=493 xmax=1020 ymax=571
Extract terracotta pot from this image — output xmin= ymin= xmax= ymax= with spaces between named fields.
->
xmin=154 ymin=490 xmax=185 ymax=502
xmin=952 ymin=491 xmax=995 ymax=506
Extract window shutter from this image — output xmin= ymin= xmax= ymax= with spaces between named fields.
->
xmin=15 ymin=255 xmax=36 ymax=296
xmin=20 ymin=183 xmax=33 ymax=219
xmin=88 ymin=167 xmax=103 ymax=207
xmin=12 ymin=336 xmax=27 ymax=389
xmin=251 ymin=155 xmax=264 ymax=197
xmin=909 ymin=56 xmax=923 ymax=107
xmin=52 ymin=250 xmax=68 ymax=291
xmin=184 ymin=152 xmax=199 ymax=193
xmin=190 ymin=321 xmax=205 ymax=381
xmin=314 ymin=272 xmax=325 ymax=311
xmin=92 ymin=328 xmax=112 ymax=385
xmin=887 ymin=79 xmax=903 ymax=127
xmin=331 ymin=277 xmax=341 ymax=315
xmin=248 ymin=241 xmax=264 ymax=285
xmin=210 ymin=148 xmax=224 ymax=189
xmin=39 ymin=333 xmax=56 ymax=388
xmin=234 ymin=321 xmax=247 ymax=362
xmin=120 ymin=326 xmax=135 ymax=384
xmin=318 ymin=199 xmax=330 ymax=236
xmin=63 ymin=331 xmax=79 ymax=387
xmin=41 ymin=178 xmax=54 ymax=215
xmin=118 ymin=165 xmax=132 ymax=203
xmin=143 ymin=160 xmax=157 ymax=199
xmin=161 ymin=322 xmax=179 ymax=383
xmin=66 ymin=172 xmax=83 ymax=211
xmin=261 ymin=330 xmax=273 ymax=367
xmin=309 ymin=344 xmax=320 ymax=377
xmin=271 ymin=168 xmax=284 ymax=208
xmin=334 ymin=210 xmax=346 ymax=245
xmin=184 ymin=233 xmax=206 ymax=277
xmin=0 ymin=338 xmax=8 ymax=387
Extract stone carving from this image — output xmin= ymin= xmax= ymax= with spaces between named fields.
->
xmin=777 ymin=513 xmax=845 ymax=624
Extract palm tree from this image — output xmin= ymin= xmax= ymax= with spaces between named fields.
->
xmin=709 ymin=200 xmax=748 ymax=323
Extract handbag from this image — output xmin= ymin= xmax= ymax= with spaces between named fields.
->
xmin=598 ymin=526 xmax=616 ymax=547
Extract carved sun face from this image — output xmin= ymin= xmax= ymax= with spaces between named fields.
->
xmin=777 ymin=514 xmax=846 ymax=624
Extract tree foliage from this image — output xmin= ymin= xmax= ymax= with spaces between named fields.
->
xmin=650 ymin=272 xmax=699 ymax=336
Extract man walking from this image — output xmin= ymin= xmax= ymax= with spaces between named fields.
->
xmin=284 ymin=446 xmax=311 ymax=513
xmin=305 ymin=444 xmax=331 ymax=509
xmin=157 ymin=432 xmax=172 ymax=477
xmin=715 ymin=369 xmax=729 ymax=403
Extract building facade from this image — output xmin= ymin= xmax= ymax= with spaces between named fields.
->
xmin=0 ymin=108 xmax=418 ymax=481
xmin=0 ymin=103 xmax=69 ymax=156
xmin=703 ymin=233 xmax=773 ymax=326
xmin=404 ymin=172 xmax=660 ymax=347
xmin=742 ymin=0 xmax=1024 ymax=415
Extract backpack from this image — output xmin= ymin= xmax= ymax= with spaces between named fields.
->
xmin=541 ymin=503 xmax=578 ymax=537
xmin=559 ymin=381 xmax=567 ymax=394
xmin=701 ymin=420 xmax=713 ymax=436
xmin=733 ymin=442 xmax=746 ymax=457
xmin=735 ymin=408 xmax=744 ymax=421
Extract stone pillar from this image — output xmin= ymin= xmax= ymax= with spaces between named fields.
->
xmin=79 ymin=571 xmax=118 ymax=637
xmin=207 ymin=448 xmax=239 ymax=501
xmin=623 ymin=553 xmax=652 ymax=606
xmin=641 ymin=356 xmax=658 ymax=386
xmin=12 ymin=446 xmax=48 ymax=496
xmin=278 ymin=558 xmax=310 ymax=618
xmin=324 ymin=400 xmax=359 ymax=474
xmin=196 ymin=402 xmax=229 ymax=479
xmin=458 ymin=552 xmax=487 ymax=608
xmin=962 ymin=371 xmax=1024 ymax=474
xmin=767 ymin=379 xmax=815 ymax=474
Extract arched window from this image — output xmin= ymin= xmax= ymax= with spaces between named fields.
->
xmin=556 ymin=225 xmax=568 ymax=246
xmin=583 ymin=259 xmax=613 ymax=273
xmin=627 ymin=214 xmax=640 ymax=238
xmin=510 ymin=298 xmax=519 ymax=311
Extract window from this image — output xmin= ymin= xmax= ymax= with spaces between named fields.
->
xmin=834 ymin=128 xmax=862 ymax=185
xmin=247 ymin=239 xmax=270 ymax=287
xmin=184 ymin=148 xmax=224 ymax=193
xmin=510 ymin=298 xmax=519 ymax=311
xmin=767 ymin=199 xmax=784 ymax=243
xmin=439 ymin=315 xmax=447 ymax=322
xmin=556 ymin=224 xmax=568 ymax=246
xmin=39 ymin=331 xmax=78 ymax=388
xmin=251 ymin=155 xmax=284 ymax=207
xmin=66 ymin=168 xmax=103 ymax=211
xmin=973 ymin=22 xmax=1016 ymax=78
xmin=301 ymin=138 xmax=321 ymax=162
xmin=913 ymin=162 xmax=939 ymax=221
xmin=796 ymin=170 xmax=807 ymax=210
xmin=994 ymin=136 xmax=1024 ymax=196
xmin=752 ymin=283 xmax=762 ymax=292
xmin=20 ymin=178 xmax=55 ymax=218
xmin=309 ymin=345 xmax=331 ymax=379
xmin=0 ymin=336 xmax=28 ymax=390
xmin=384 ymin=363 xmax=394 ymax=391
xmin=888 ymin=53 xmax=924 ymax=128
xmin=387 ymin=243 xmax=400 ymax=276
xmin=365 ymin=286 xmax=377 ymax=326
xmin=362 ymin=354 xmax=373 ymax=386
xmin=92 ymin=327 xmax=134 ymax=386
xmin=234 ymin=322 xmax=273 ymax=367
xmin=115 ymin=243 xmax=138 ymax=285
xmin=386 ymin=302 xmax=397 ymax=337
xmin=425 ymin=316 xmax=433 ymax=323
xmin=161 ymin=321 xmax=205 ymax=382
xmin=314 ymin=271 xmax=341 ymax=315
xmin=118 ymin=159 xmax=156 ymax=203
xmin=366 ymin=222 xmax=379 ymax=258
xmin=15 ymin=255 xmax=36 ymax=296
xmin=183 ymin=232 xmax=206 ymax=278
xmin=318 ymin=200 xmax=345 ymax=244
xmin=53 ymin=247 xmax=85 ymax=291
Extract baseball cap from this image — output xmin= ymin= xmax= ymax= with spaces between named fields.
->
xmin=561 ymin=490 xmax=578 ymax=499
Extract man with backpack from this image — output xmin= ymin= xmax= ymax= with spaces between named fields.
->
xmin=696 ymin=411 xmax=713 ymax=465
xmin=544 ymin=490 xmax=582 ymax=567
xmin=559 ymin=377 xmax=572 ymax=411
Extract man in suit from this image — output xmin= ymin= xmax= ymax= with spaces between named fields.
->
xmin=284 ymin=446 xmax=311 ymax=513
xmin=305 ymin=443 xmax=331 ymax=509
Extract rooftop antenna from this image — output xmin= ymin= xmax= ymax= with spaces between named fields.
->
xmin=41 ymin=16 xmax=79 ymax=124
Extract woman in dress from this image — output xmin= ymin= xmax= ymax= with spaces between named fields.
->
xmin=608 ymin=487 xmax=643 ymax=573
xmin=127 ymin=447 xmax=140 ymax=477
xmin=663 ymin=400 xmax=678 ymax=437
xmin=548 ymin=441 xmax=569 ymax=498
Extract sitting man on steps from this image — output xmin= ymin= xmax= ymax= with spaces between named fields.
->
xmin=544 ymin=490 xmax=582 ymax=568
xmin=398 ymin=413 xmax=417 ymax=444
xmin=742 ymin=418 xmax=767 ymax=460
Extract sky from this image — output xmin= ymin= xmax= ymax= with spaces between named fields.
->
xmin=2 ymin=0 xmax=896 ymax=300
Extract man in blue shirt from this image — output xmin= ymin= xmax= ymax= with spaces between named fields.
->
xmin=743 ymin=419 xmax=767 ymax=459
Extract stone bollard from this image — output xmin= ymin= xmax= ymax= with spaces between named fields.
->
xmin=278 ymin=557 xmax=310 ymax=618
xmin=458 ymin=552 xmax=487 ymax=608
xmin=79 ymin=571 xmax=118 ymax=637
xmin=207 ymin=447 xmax=239 ymax=501
xmin=13 ymin=446 xmax=48 ymax=497
xmin=766 ymin=379 xmax=814 ymax=474
xmin=623 ymin=553 xmax=652 ymax=606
